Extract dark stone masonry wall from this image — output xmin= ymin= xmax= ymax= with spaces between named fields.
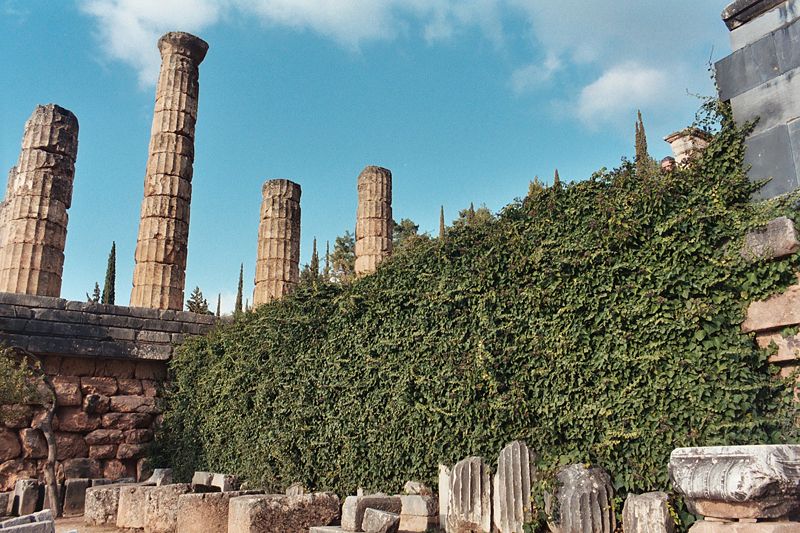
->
xmin=0 ymin=292 xmax=215 ymax=491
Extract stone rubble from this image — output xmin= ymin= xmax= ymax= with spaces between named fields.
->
xmin=361 ymin=508 xmax=400 ymax=533
xmin=622 ymin=492 xmax=675 ymax=533
xmin=548 ymin=464 xmax=615 ymax=533
xmin=341 ymin=495 xmax=402 ymax=532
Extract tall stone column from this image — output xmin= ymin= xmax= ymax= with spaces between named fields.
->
xmin=253 ymin=179 xmax=301 ymax=306
xmin=354 ymin=165 xmax=392 ymax=275
xmin=0 ymin=104 xmax=78 ymax=296
xmin=130 ymin=32 xmax=208 ymax=310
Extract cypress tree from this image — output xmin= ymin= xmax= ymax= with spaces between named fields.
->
xmin=310 ymin=238 xmax=319 ymax=278
xmin=216 ymin=294 xmax=221 ymax=317
xmin=635 ymin=110 xmax=650 ymax=176
xmin=234 ymin=264 xmax=243 ymax=315
xmin=553 ymin=169 xmax=561 ymax=187
xmin=439 ymin=206 xmax=445 ymax=238
xmin=101 ymin=241 xmax=116 ymax=305
xmin=323 ymin=241 xmax=331 ymax=281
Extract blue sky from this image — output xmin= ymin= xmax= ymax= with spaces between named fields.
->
xmin=1 ymin=0 xmax=732 ymax=312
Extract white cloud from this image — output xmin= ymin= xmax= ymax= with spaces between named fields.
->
xmin=577 ymin=62 xmax=670 ymax=128
xmin=510 ymin=53 xmax=561 ymax=94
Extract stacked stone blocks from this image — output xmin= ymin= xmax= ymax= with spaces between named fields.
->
xmin=0 ymin=105 xmax=78 ymax=297
xmin=355 ymin=166 xmax=392 ymax=276
xmin=253 ymin=179 xmax=301 ymax=306
xmin=131 ymin=32 xmax=208 ymax=310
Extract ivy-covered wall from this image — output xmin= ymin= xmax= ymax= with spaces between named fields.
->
xmin=154 ymin=107 xmax=800 ymax=515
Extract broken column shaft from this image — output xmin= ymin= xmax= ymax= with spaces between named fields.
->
xmin=253 ymin=179 xmax=301 ymax=306
xmin=130 ymin=31 xmax=208 ymax=310
xmin=0 ymin=104 xmax=78 ymax=296
xmin=354 ymin=165 xmax=392 ymax=275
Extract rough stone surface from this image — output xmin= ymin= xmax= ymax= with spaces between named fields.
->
xmin=253 ymin=179 xmax=301 ymax=306
xmin=402 ymin=481 xmax=431 ymax=496
xmin=446 ymin=457 xmax=491 ymax=533
xmin=688 ymin=520 xmax=800 ymax=533
xmin=399 ymin=495 xmax=436 ymax=517
xmin=670 ymin=445 xmax=800 ymax=519
xmin=0 ymin=461 xmax=37 ymax=493
xmin=117 ymin=485 xmax=150 ymax=529
xmin=622 ymin=492 xmax=675 ymax=533
xmin=354 ymin=166 xmax=392 ymax=276
xmin=143 ymin=483 xmax=191 ymax=533
xmin=227 ymin=493 xmax=340 ymax=533
xmin=142 ymin=469 xmax=173 ymax=486
xmin=59 ymin=459 xmax=100 ymax=480
xmin=84 ymin=483 xmax=128 ymax=526
xmin=742 ymin=281 xmax=800 ymax=332
xmin=398 ymin=514 xmax=438 ymax=532
xmin=131 ymin=31 xmax=208 ymax=311
xmin=175 ymin=491 xmax=262 ymax=533
xmin=361 ymin=508 xmax=399 ymax=533
xmin=0 ymin=431 xmax=21 ymax=462
xmin=663 ymin=129 xmax=711 ymax=165
xmin=11 ymin=480 xmax=40 ymax=517
xmin=493 ymin=440 xmax=537 ymax=533
xmin=0 ymin=492 xmax=10 ymax=517
xmin=548 ymin=464 xmax=615 ymax=533
xmin=17 ymin=431 xmax=45 ymax=462
xmin=0 ymin=523 xmax=54 ymax=533
xmin=341 ymin=495 xmax=402 ymax=532
xmin=0 ymin=104 xmax=78 ymax=297
xmin=742 ymin=217 xmax=800 ymax=261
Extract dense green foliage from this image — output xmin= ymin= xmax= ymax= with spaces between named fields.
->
xmin=102 ymin=241 xmax=116 ymax=305
xmin=156 ymin=106 xmax=799 ymax=518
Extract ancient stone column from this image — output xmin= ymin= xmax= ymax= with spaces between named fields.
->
xmin=131 ymin=32 xmax=208 ymax=310
xmin=354 ymin=165 xmax=392 ymax=276
xmin=0 ymin=104 xmax=78 ymax=296
xmin=493 ymin=441 xmax=537 ymax=533
xmin=253 ymin=179 xmax=301 ymax=306
xmin=447 ymin=456 xmax=491 ymax=533
xmin=548 ymin=464 xmax=615 ymax=533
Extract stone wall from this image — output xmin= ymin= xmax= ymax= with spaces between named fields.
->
xmin=0 ymin=292 xmax=215 ymax=491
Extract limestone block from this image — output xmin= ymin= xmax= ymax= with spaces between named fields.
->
xmin=143 ymin=483 xmax=191 ymax=533
xmin=130 ymin=284 xmax=184 ymax=312
xmin=59 ymin=458 xmax=101 ymax=480
xmin=0 ymin=431 xmax=20 ymax=462
xmin=85 ymin=430 xmax=124 ymax=446
xmin=0 ymin=243 xmax=64 ymax=275
xmin=142 ymin=469 xmax=173 ymax=487
xmin=88 ymin=445 xmax=116 ymax=460
xmin=0 ymin=523 xmax=54 ymax=533
xmin=101 ymin=412 xmax=153 ymax=430
xmin=211 ymin=473 xmax=237 ymax=492
xmin=110 ymin=395 xmax=158 ymax=414
xmin=56 ymin=408 xmax=100 ymax=432
xmin=117 ymin=443 xmax=148 ymax=460
xmin=757 ymin=332 xmax=800 ymax=363
xmin=688 ymin=521 xmax=800 ymax=533
xmin=742 ymin=217 xmax=800 ymax=261
xmin=402 ymin=481 xmax=431 ymax=496
xmin=399 ymin=495 xmax=436 ymax=517
xmin=62 ymin=478 xmax=91 ymax=517
xmin=132 ymin=262 xmax=186 ymax=289
xmin=84 ymin=483 xmax=130 ymax=526
xmin=0 ymin=492 xmax=10 ymax=517
xmin=101 ymin=459 xmax=128 ymax=480
xmin=361 ymin=508 xmax=400 ymax=533
xmin=117 ymin=485 xmax=150 ymax=529
xmin=0 ymin=461 xmax=36 ymax=493
xmin=743 ymin=282 xmax=800 ymax=332
xmin=140 ymin=196 xmax=191 ymax=221
xmin=398 ymin=514 xmax=438 ymax=532
xmin=82 ymin=394 xmax=110 ymax=415
xmin=118 ymin=379 xmax=144 ymax=396
xmin=79 ymin=377 xmax=117 ymax=396
xmin=547 ymin=464 xmax=615 ymax=533
xmin=20 ymin=105 xmax=78 ymax=156
xmin=11 ymin=480 xmax=39 ymax=516
xmin=341 ymin=495 xmax=402 ymax=531
xmin=149 ymin=132 xmax=194 ymax=158
xmin=438 ymin=465 xmax=450 ymax=531
xmin=622 ymin=492 xmax=675 ymax=533
xmin=54 ymin=434 xmax=87 ymax=461
xmin=447 ymin=457 xmax=491 ymax=533
xmin=227 ymin=493 xmax=340 ymax=533
xmin=145 ymin=152 xmax=194 ymax=180
xmin=669 ymin=445 xmax=800 ymax=520
xmin=176 ymin=491 xmax=263 ymax=533
xmin=493 ymin=440 xmax=537 ymax=533
xmin=125 ymin=429 xmax=154 ymax=444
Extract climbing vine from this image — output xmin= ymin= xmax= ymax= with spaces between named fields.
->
xmin=154 ymin=104 xmax=799 ymax=528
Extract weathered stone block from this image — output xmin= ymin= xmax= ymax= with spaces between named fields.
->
xmin=101 ymin=459 xmax=128 ymax=480
xmin=361 ymin=508 xmax=399 ymax=533
xmin=62 ymin=478 xmax=91 ymax=517
xmin=56 ymin=408 xmax=100 ymax=433
xmin=117 ymin=485 xmax=150 ymax=529
xmin=689 ymin=521 xmax=800 ymax=533
xmin=227 ymin=493 xmax=340 ymax=533
xmin=51 ymin=377 xmax=81 ymax=407
xmin=117 ymin=443 xmax=148 ymax=460
xmin=399 ymin=495 xmax=436 ymax=517
xmin=101 ymin=412 xmax=152 ymax=430
xmin=438 ymin=464 xmax=450 ymax=532
xmin=59 ymin=458 xmax=100 ymax=480
xmin=0 ymin=461 xmax=37 ymax=492
xmin=11 ymin=479 xmax=39 ymax=516
xmin=493 ymin=440 xmax=537 ymax=533
xmin=84 ymin=483 xmax=130 ymax=526
xmin=622 ymin=492 xmax=675 ymax=533
xmin=82 ymin=394 xmax=110 ymax=415
xmin=401 ymin=481 xmax=431 ymax=496
xmin=0 ymin=431 xmax=20 ymax=462
xmin=18 ymin=430 xmax=46 ymax=460
xmin=447 ymin=457 xmax=491 ymax=533
xmin=743 ymin=282 xmax=800 ymax=332
xmin=0 ymin=492 xmax=10 ymax=517
xmin=54 ymin=434 xmax=87 ymax=461
xmin=142 ymin=468 xmax=173 ymax=486
xmin=143 ymin=483 xmax=191 ymax=533
xmin=88 ymin=445 xmax=116 ymax=460
xmin=176 ymin=491 xmax=262 ymax=533
xmin=742 ymin=217 xmax=800 ymax=261
xmin=84 ymin=429 xmax=124 ymax=446
xmin=548 ymin=464 xmax=615 ymax=533
xmin=398 ymin=514 xmax=438 ymax=532
xmin=79 ymin=377 xmax=118 ymax=396
xmin=342 ymin=495 xmax=402 ymax=531
xmin=670 ymin=445 xmax=800 ymax=520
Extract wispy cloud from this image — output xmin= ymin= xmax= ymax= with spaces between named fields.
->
xmin=510 ymin=53 xmax=561 ymax=94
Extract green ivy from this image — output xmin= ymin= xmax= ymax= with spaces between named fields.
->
xmin=154 ymin=103 xmax=799 ymax=529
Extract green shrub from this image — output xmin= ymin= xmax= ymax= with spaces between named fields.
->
xmin=155 ymin=104 xmax=799 ymax=514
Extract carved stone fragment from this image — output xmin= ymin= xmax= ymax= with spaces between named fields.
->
xmin=131 ymin=32 xmax=208 ymax=310
xmin=0 ymin=105 xmax=78 ymax=297
xmin=741 ymin=217 xmax=800 ymax=261
xmin=253 ymin=179 xmax=301 ymax=306
xmin=361 ymin=508 xmax=400 ymax=533
xmin=447 ymin=456 xmax=491 ymax=533
xmin=354 ymin=166 xmax=392 ymax=276
xmin=493 ymin=441 xmax=537 ymax=533
xmin=622 ymin=492 xmax=674 ymax=533
xmin=669 ymin=445 xmax=800 ymax=520
xmin=547 ymin=464 xmax=615 ymax=533
xmin=341 ymin=495 xmax=402 ymax=531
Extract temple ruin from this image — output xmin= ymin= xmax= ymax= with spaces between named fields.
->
xmin=354 ymin=165 xmax=393 ymax=276
xmin=130 ymin=32 xmax=209 ymax=311
xmin=253 ymin=179 xmax=301 ymax=306
xmin=0 ymin=105 xmax=78 ymax=297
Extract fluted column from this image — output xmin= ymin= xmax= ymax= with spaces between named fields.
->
xmin=253 ymin=179 xmax=301 ymax=306
xmin=131 ymin=31 xmax=208 ymax=310
xmin=0 ymin=104 xmax=78 ymax=296
xmin=354 ymin=165 xmax=392 ymax=275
